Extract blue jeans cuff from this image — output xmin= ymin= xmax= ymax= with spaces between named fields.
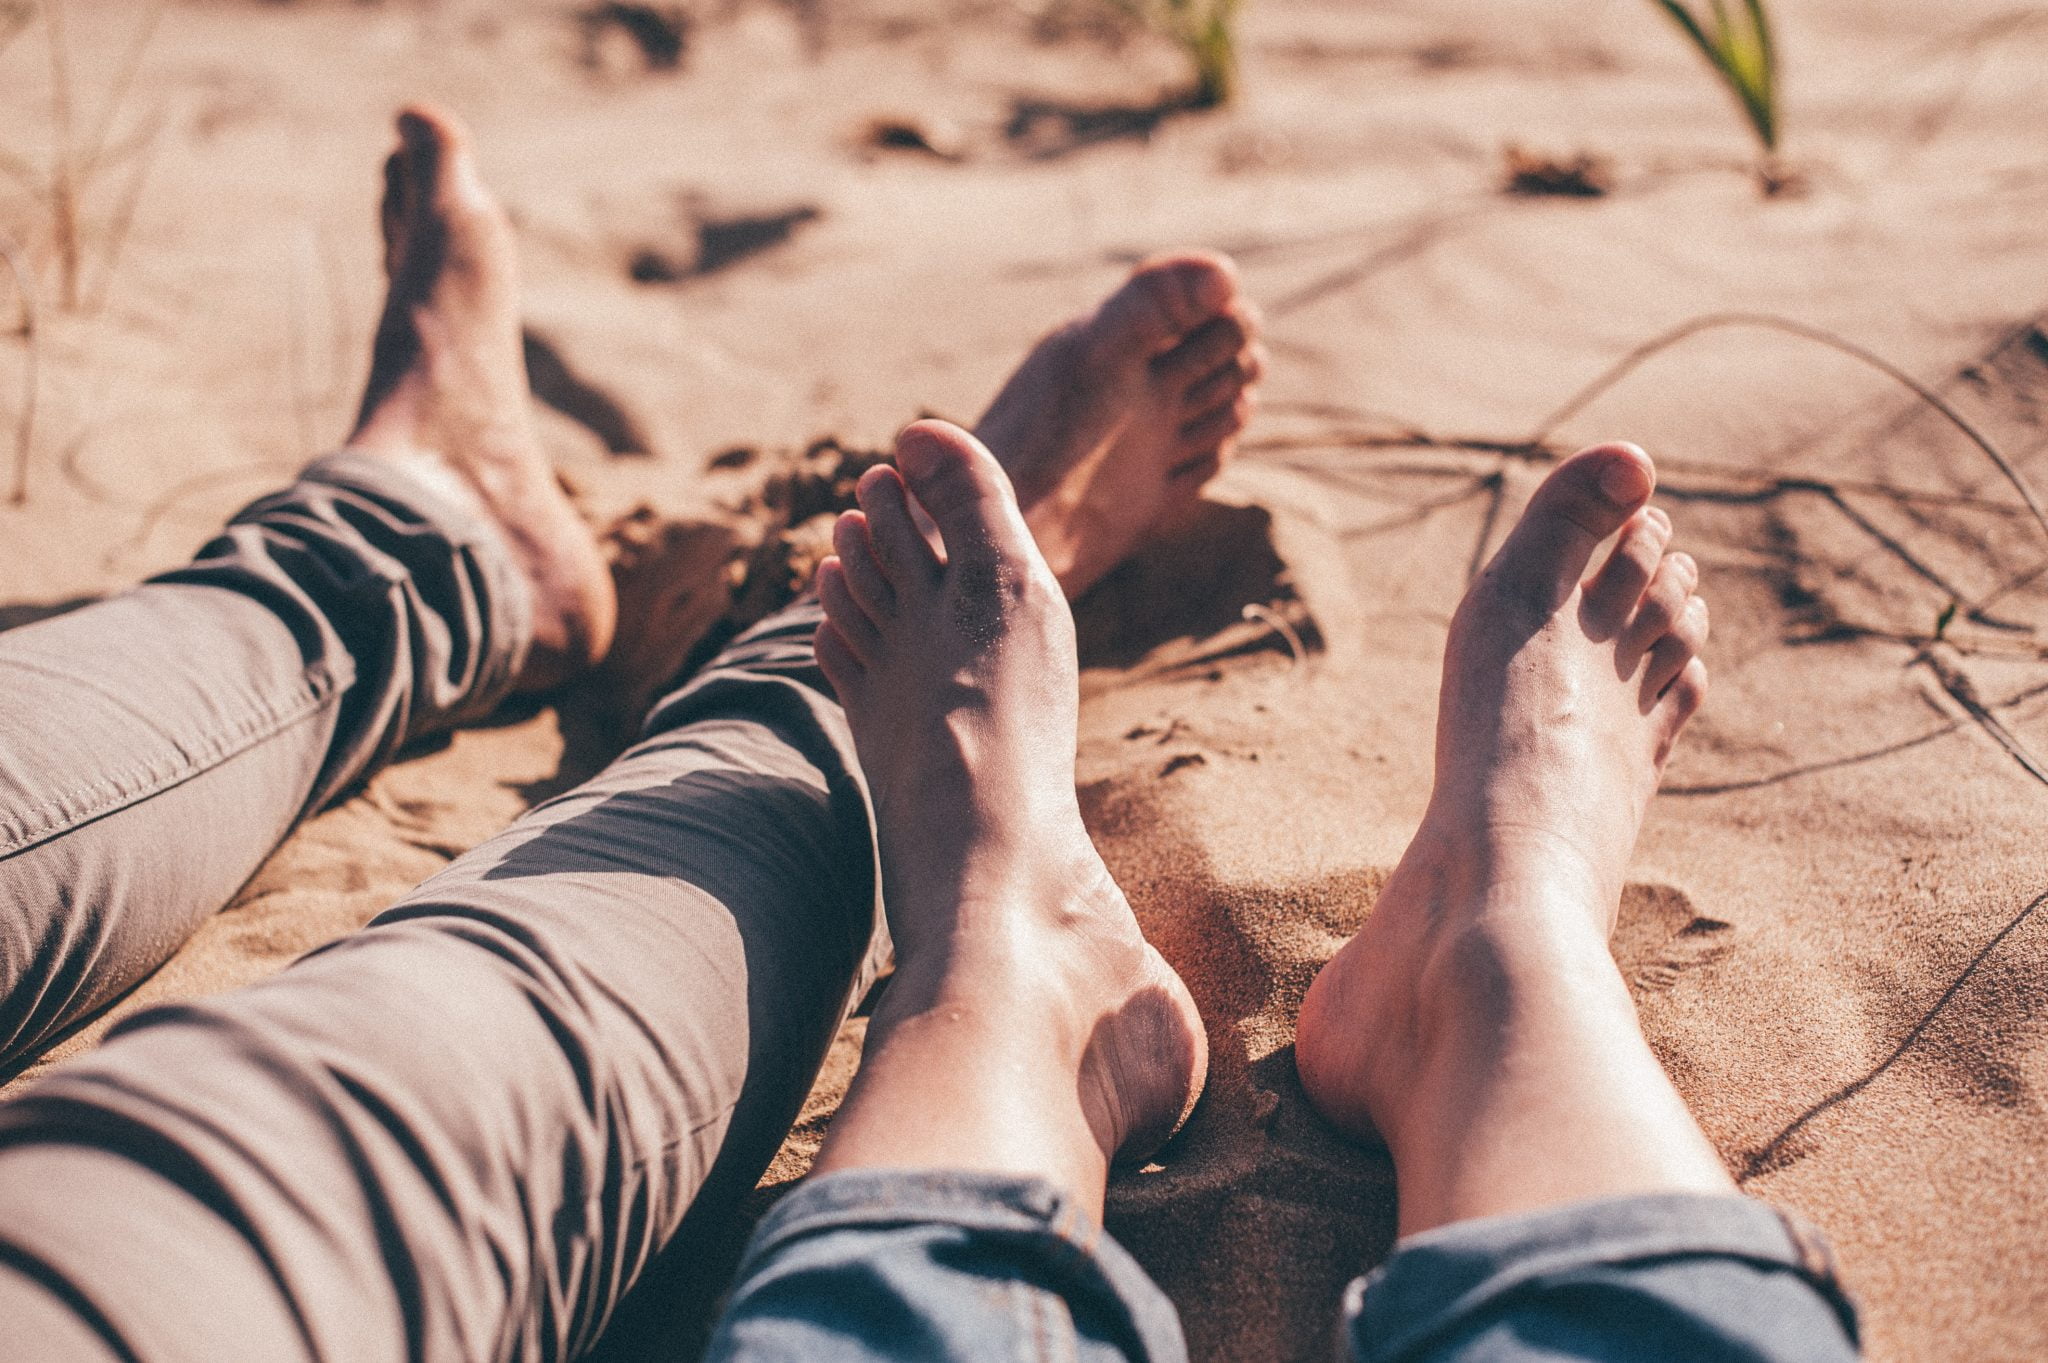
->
xmin=1345 ymin=1193 xmax=1861 ymax=1363
xmin=711 ymin=1168 xmax=1189 ymax=1363
xmin=742 ymin=1167 xmax=1094 ymax=1250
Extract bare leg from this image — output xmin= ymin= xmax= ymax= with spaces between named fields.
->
xmin=808 ymin=420 xmax=1207 ymax=1212
xmin=700 ymin=438 xmax=1855 ymax=1363
xmin=1294 ymin=442 xmax=1730 ymax=1237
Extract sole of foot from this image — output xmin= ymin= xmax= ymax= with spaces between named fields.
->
xmin=347 ymin=104 xmax=616 ymax=693
xmin=976 ymin=252 xmax=1265 ymax=600
xmin=1295 ymin=442 xmax=1709 ymax=1146
xmin=817 ymin=419 xmax=1208 ymax=1171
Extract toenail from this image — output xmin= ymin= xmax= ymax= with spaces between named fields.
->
xmin=1599 ymin=460 xmax=1650 ymax=504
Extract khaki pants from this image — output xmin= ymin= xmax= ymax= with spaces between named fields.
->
xmin=0 ymin=455 xmax=886 ymax=1361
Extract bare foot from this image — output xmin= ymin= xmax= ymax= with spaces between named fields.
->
xmin=976 ymin=253 xmax=1264 ymax=600
xmin=813 ymin=420 xmax=1207 ymax=1185
xmin=1296 ymin=443 xmax=1711 ymax=1159
xmin=347 ymin=105 xmax=615 ymax=692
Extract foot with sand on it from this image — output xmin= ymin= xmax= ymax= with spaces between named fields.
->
xmin=1295 ymin=440 xmax=1733 ymax=1236
xmin=346 ymin=104 xmax=617 ymax=693
xmin=976 ymin=252 xmax=1265 ymax=601
xmin=810 ymin=420 xmax=1209 ymax=1210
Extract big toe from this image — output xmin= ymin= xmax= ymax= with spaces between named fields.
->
xmin=894 ymin=420 xmax=1038 ymax=568
xmin=1093 ymin=251 xmax=1241 ymax=360
xmin=382 ymin=109 xmax=453 ymax=269
xmin=398 ymin=105 xmax=479 ymax=200
xmin=391 ymin=104 xmax=505 ymax=255
xmin=1486 ymin=443 xmax=1656 ymax=606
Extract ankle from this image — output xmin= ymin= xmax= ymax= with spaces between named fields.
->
xmin=1411 ymin=912 xmax=1633 ymax=1047
xmin=1297 ymin=849 xmax=1631 ymax=1139
xmin=873 ymin=866 xmax=1192 ymax=1163
xmin=866 ymin=939 xmax=1117 ymax=1161
xmin=881 ymin=830 xmax=1120 ymax=959
xmin=1411 ymin=803 xmax=1625 ymax=910
xmin=882 ymin=926 xmax=1136 ymax=1055
xmin=882 ymin=933 xmax=1071 ymax=1027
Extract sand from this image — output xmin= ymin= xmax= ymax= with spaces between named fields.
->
xmin=4 ymin=1 xmax=2048 ymax=1359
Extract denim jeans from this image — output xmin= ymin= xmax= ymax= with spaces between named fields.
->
xmin=705 ymin=1171 xmax=1861 ymax=1363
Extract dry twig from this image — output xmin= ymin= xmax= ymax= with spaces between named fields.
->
xmin=0 ymin=230 xmax=38 ymax=505
xmin=1528 ymin=311 xmax=2048 ymax=552
xmin=1240 ymin=602 xmax=1307 ymax=670
xmin=22 ymin=0 xmax=167 ymax=311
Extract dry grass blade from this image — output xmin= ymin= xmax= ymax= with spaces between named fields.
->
xmin=1529 ymin=312 xmax=2048 ymax=554
xmin=1739 ymin=882 xmax=2048 ymax=1182
xmin=44 ymin=0 xmax=80 ymax=309
xmin=28 ymin=0 xmax=168 ymax=310
xmin=0 ymin=231 xmax=38 ymax=505
xmin=1919 ymin=647 xmax=2048 ymax=787
xmin=1240 ymin=602 xmax=1308 ymax=670
xmin=82 ymin=109 xmax=165 ymax=314
xmin=1652 ymin=0 xmax=1779 ymax=152
xmin=74 ymin=0 xmax=165 ymax=185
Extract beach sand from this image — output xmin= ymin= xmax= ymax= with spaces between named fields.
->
xmin=3 ymin=1 xmax=2047 ymax=1359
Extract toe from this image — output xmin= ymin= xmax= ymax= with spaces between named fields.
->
xmin=814 ymin=618 xmax=865 ymax=698
xmin=1580 ymin=506 xmax=1670 ymax=638
xmin=398 ymin=104 xmax=483 ymax=208
xmin=399 ymin=102 xmax=468 ymax=151
xmin=1152 ymin=310 xmax=1255 ymax=389
xmin=893 ymin=420 xmax=1039 ymax=569
xmin=817 ymin=557 xmax=883 ymax=665
xmin=394 ymin=108 xmax=449 ymax=214
xmin=396 ymin=104 xmax=510 ymax=278
xmin=1095 ymin=251 xmax=1241 ymax=357
xmin=1641 ymin=594 xmax=1709 ymax=704
xmin=832 ymin=510 xmax=896 ymax=620
xmin=1485 ymin=442 xmax=1656 ymax=610
xmin=1178 ymin=341 xmax=1263 ymax=414
xmin=856 ymin=464 xmax=942 ymax=590
xmin=1177 ymin=389 xmax=1256 ymax=451
xmin=1621 ymin=551 xmax=1697 ymax=666
xmin=1656 ymin=657 xmax=1710 ymax=760
xmin=378 ymin=149 xmax=409 ymax=276
xmin=379 ymin=107 xmax=451 ymax=285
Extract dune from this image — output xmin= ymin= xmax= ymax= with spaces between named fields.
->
xmin=4 ymin=1 xmax=2047 ymax=1360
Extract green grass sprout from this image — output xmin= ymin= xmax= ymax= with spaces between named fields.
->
xmin=1652 ymin=0 xmax=1779 ymax=152
xmin=1115 ymin=0 xmax=1242 ymax=109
